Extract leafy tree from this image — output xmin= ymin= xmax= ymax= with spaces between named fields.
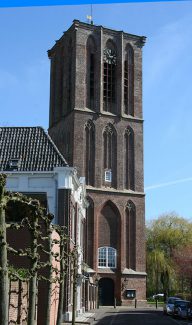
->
xmin=0 ymin=173 xmax=78 ymax=325
xmin=72 ymin=248 xmax=78 ymax=325
xmin=146 ymin=213 xmax=192 ymax=297
xmin=173 ymin=245 xmax=192 ymax=299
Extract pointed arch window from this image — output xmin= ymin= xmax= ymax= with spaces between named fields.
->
xmin=86 ymin=36 xmax=96 ymax=110
xmin=124 ymin=45 xmax=134 ymax=115
xmin=50 ymin=54 xmax=57 ymax=125
xmin=85 ymin=120 xmax=95 ymax=186
xmin=126 ymin=201 xmax=136 ymax=270
xmin=103 ymin=124 xmax=117 ymax=187
xmin=103 ymin=41 xmax=117 ymax=113
xmin=124 ymin=127 xmax=135 ymax=190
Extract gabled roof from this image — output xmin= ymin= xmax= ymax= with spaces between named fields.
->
xmin=0 ymin=127 xmax=67 ymax=171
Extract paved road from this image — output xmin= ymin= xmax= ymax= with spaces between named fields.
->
xmin=93 ymin=307 xmax=192 ymax=325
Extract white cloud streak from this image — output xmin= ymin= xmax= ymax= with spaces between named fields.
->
xmin=145 ymin=177 xmax=192 ymax=191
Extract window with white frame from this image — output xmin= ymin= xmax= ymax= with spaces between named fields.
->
xmin=71 ymin=206 xmax=76 ymax=242
xmin=105 ymin=170 xmax=112 ymax=182
xmin=98 ymin=246 xmax=117 ymax=268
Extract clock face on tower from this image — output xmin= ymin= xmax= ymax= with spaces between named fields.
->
xmin=103 ymin=48 xmax=117 ymax=65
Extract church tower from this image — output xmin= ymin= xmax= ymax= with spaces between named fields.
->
xmin=48 ymin=20 xmax=146 ymax=305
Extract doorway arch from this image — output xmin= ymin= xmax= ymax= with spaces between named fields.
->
xmin=98 ymin=278 xmax=114 ymax=306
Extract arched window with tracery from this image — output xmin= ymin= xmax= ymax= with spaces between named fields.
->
xmin=86 ymin=36 xmax=96 ymax=110
xmin=103 ymin=124 xmax=117 ymax=187
xmin=85 ymin=120 xmax=95 ymax=186
xmin=124 ymin=127 xmax=135 ymax=190
xmin=126 ymin=200 xmax=136 ymax=270
xmin=103 ymin=40 xmax=117 ymax=114
xmin=98 ymin=200 xmax=120 ymax=269
xmin=124 ymin=44 xmax=134 ymax=115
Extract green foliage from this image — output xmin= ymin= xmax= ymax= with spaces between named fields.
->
xmin=147 ymin=299 xmax=164 ymax=304
xmin=147 ymin=213 xmax=192 ymax=253
xmin=146 ymin=213 xmax=192 ymax=297
xmin=0 ymin=174 xmax=6 ymax=197
xmin=9 ymin=266 xmax=30 ymax=280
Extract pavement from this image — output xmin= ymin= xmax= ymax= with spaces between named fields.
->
xmin=62 ymin=311 xmax=98 ymax=324
xmin=92 ymin=306 xmax=192 ymax=325
xmin=75 ymin=312 xmax=96 ymax=323
xmin=62 ymin=307 xmax=108 ymax=324
xmin=62 ymin=305 xmax=165 ymax=325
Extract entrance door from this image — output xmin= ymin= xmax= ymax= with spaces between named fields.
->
xmin=98 ymin=278 xmax=114 ymax=306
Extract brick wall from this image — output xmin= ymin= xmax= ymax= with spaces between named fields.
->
xmin=121 ymin=276 xmax=146 ymax=305
xmin=7 ymin=227 xmax=60 ymax=325
xmin=48 ymin=20 xmax=146 ymax=304
xmin=9 ymin=280 xmax=28 ymax=325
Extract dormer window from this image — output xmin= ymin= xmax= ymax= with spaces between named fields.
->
xmin=8 ymin=158 xmax=20 ymax=170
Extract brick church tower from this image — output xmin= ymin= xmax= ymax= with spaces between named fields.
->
xmin=48 ymin=20 xmax=146 ymax=305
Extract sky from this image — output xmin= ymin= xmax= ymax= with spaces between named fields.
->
xmin=1 ymin=1 xmax=192 ymax=221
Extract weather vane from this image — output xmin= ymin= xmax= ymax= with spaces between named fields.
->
xmin=86 ymin=4 xmax=93 ymax=25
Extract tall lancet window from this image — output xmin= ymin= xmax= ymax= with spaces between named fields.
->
xmin=103 ymin=40 xmax=117 ymax=114
xmin=67 ymin=39 xmax=72 ymax=112
xmin=126 ymin=200 xmax=136 ymax=270
xmin=59 ymin=46 xmax=64 ymax=118
xmin=124 ymin=44 xmax=134 ymax=116
xmin=85 ymin=120 xmax=95 ymax=186
xmin=50 ymin=54 xmax=56 ymax=125
xmin=86 ymin=36 xmax=96 ymax=110
xmin=124 ymin=127 xmax=135 ymax=190
xmin=103 ymin=124 xmax=117 ymax=187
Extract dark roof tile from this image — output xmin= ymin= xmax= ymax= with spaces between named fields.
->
xmin=0 ymin=127 xmax=67 ymax=171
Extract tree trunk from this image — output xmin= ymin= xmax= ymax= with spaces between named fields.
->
xmin=72 ymin=252 xmax=78 ymax=325
xmin=155 ymin=271 xmax=159 ymax=295
xmin=56 ymin=237 xmax=65 ymax=325
xmin=28 ymin=274 xmax=37 ymax=325
xmin=0 ymin=174 xmax=9 ymax=325
xmin=44 ymin=220 xmax=53 ymax=325
xmin=28 ymin=215 xmax=38 ymax=325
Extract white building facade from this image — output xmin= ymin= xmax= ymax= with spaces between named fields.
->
xmin=0 ymin=126 xmax=89 ymax=321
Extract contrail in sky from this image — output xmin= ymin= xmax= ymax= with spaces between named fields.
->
xmin=145 ymin=177 xmax=192 ymax=191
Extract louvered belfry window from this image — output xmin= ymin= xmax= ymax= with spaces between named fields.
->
xmin=124 ymin=60 xmax=128 ymax=111
xmin=86 ymin=36 xmax=96 ymax=110
xmin=90 ymin=53 xmax=95 ymax=107
xmin=103 ymin=43 xmax=117 ymax=113
xmin=124 ymin=45 xmax=134 ymax=115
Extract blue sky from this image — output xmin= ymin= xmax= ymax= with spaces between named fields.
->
xmin=1 ymin=2 xmax=192 ymax=220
